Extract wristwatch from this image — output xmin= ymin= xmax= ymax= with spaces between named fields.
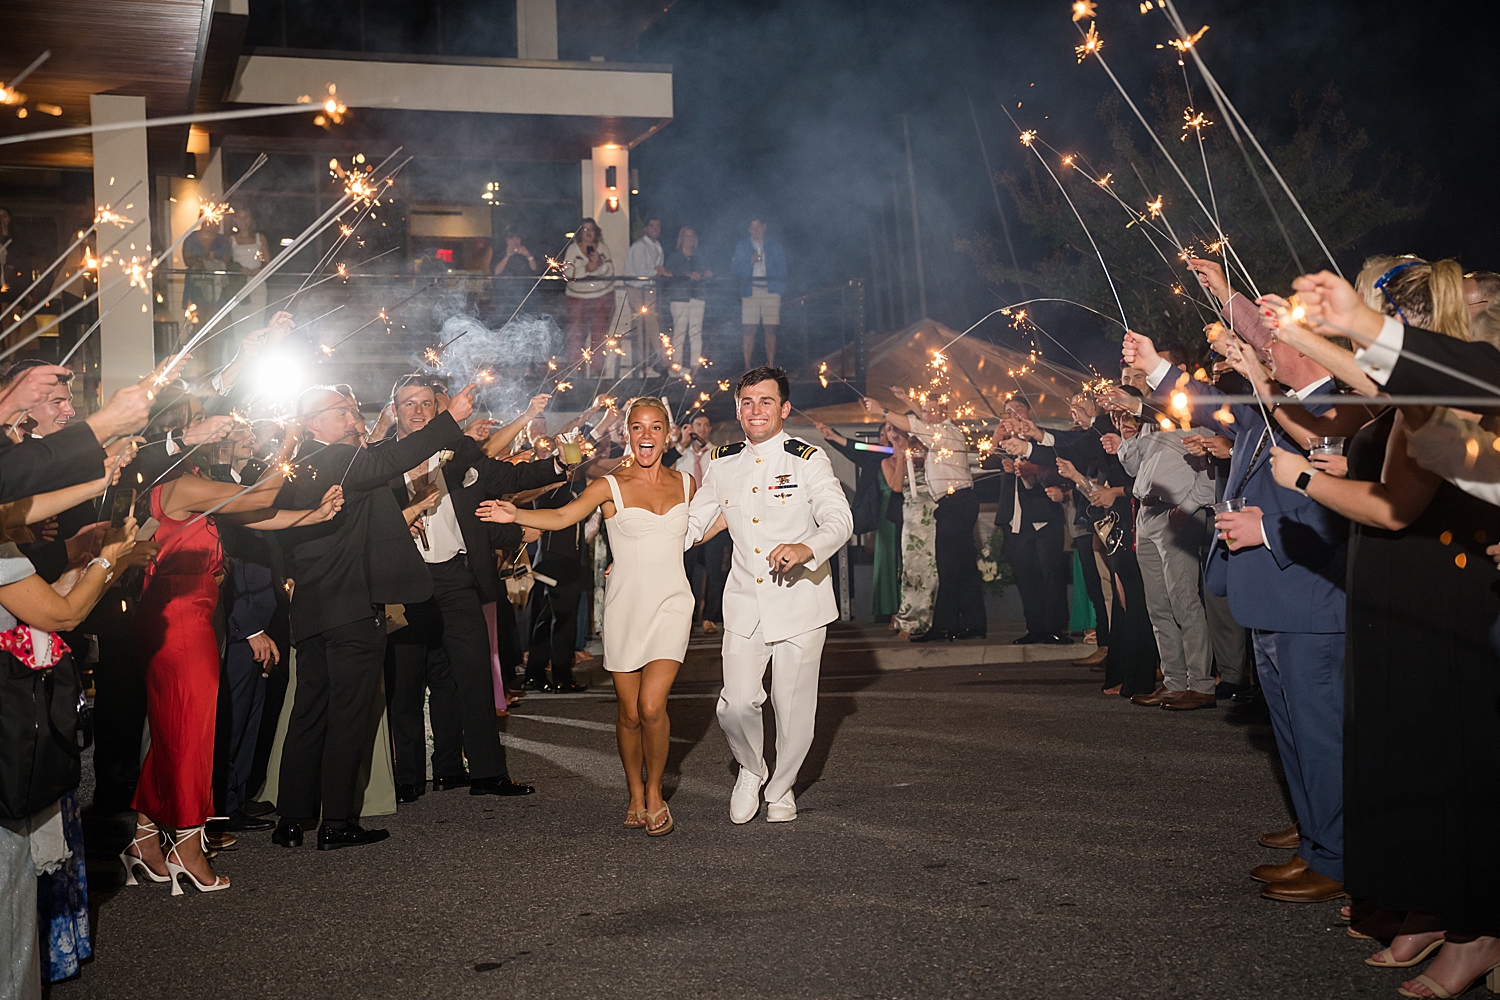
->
xmin=1294 ymin=468 xmax=1317 ymax=495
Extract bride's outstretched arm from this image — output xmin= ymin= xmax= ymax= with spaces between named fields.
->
xmin=477 ymin=476 xmax=611 ymax=530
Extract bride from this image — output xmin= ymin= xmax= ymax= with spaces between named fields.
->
xmin=478 ymin=397 xmax=700 ymax=836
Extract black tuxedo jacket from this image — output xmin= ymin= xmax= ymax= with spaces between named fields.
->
xmin=0 ymin=422 xmax=106 ymax=503
xmin=1384 ymin=325 xmax=1500 ymax=397
xmin=274 ymin=412 xmax=464 ymax=641
xmin=984 ymin=443 xmax=1065 ymax=530
xmin=379 ymin=435 xmax=566 ymax=605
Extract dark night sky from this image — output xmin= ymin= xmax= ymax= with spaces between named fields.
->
xmin=628 ymin=0 xmax=1499 ymax=358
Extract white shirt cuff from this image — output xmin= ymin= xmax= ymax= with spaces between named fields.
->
xmin=1353 ymin=315 xmax=1404 ymax=386
xmin=1145 ymin=359 xmax=1173 ymax=390
xmin=165 ymin=434 xmax=180 ymax=456
xmin=244 ymin=630 xmax=265 ymax=640
xmin=1038 ymin=431 xmax=1055 ymax=447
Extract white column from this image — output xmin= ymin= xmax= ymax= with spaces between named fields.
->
xmin=516 ymin=0 xmax=558 ymax=60
xmin=90 ymin=94 xmax=154 ymax=398
xmin=586 ymin=144 xmax=630 ymax=267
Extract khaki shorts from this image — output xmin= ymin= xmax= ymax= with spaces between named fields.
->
xmin=741 ymin=287 xmax=781 ymax=326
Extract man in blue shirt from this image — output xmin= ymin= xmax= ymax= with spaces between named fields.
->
xmin=731 ymin=219 xmax=788 ymax=368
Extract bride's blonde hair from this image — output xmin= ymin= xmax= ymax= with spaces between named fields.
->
xmin=624 ymin=396 xmax=672 ymax=426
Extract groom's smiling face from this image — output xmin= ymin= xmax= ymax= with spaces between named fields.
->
xmin=736 ymin=379 xmax=790 ymax=444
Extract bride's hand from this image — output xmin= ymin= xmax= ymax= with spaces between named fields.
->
xmin=477 ymin=500 xmax=518 ymax=523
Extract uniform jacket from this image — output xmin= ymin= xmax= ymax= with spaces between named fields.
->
xmin=685 ymin=430 xmax=853 ymax=642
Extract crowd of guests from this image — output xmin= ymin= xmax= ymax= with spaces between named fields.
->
xmin=834 ymin=254 xmax=1500 ymax=998
xmin=554 ymin=215 xmax=789 ymax=377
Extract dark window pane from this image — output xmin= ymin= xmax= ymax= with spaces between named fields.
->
xmin=443 ymin=0 xmax=517 ymax=58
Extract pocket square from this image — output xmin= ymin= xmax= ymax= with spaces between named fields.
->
xmin=462 ymin=467 xmax=479 ymax=488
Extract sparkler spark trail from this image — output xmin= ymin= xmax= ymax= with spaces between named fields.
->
xmin=1071 ymin=16 xmax=1262 ymax=298
xmin=1003 ymin=116 xmax=1130 ymax=330
xmin=0 ymin=87 xmax=354 ymax=148
xmin=1155 ymin=0 xmax=1341 ymax=277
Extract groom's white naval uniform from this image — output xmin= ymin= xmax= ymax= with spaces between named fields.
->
xmin=686 ymin=429 xmax=853 ymax=822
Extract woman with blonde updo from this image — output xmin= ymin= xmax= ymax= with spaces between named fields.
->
xmin=479 ymin=396 xmax=701 ymax=836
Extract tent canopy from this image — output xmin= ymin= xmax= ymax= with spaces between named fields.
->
xmin=804 ymin=318 xmax=1089 ymax=426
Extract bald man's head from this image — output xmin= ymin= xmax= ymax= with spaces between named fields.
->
xmin=298 ymin=386 xmax=363 ymax=446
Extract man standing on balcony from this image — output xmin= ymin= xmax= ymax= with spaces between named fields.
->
xmin=732 ymin=218 xmax=788 ymax=369
xmin=625 ymin=217 xmax=668 ymax=376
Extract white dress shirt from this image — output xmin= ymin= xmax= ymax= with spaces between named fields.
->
xmin=1352 ymin=315 xmax=1406 ymax=385
xmin=906 ymin=414 xmax=972 ymax=500
xmin=624 ymin=235 xmax=663 ymax=288
xmin=404 ymin=453 xmax=465 ymax=563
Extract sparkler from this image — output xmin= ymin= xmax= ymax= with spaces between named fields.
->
xmin=1154 ymin=0 xmax=1341 ymax=276
xmin=1004 ymin=116 xmax=1130 ymax=330
xmin=0 ymin=85 xmax=352 ymax=148
xmin=1070 ymin=16 xmax=1262 ymax=298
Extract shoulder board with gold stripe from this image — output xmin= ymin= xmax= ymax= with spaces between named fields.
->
xmin=784 ymin=438 xmax=817 ymax=460
xmin=711 ymin=442 xmax=746 ymax=460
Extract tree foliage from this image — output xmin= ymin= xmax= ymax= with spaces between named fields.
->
xmin=968 ymin=78 xmax=1428 ymax=358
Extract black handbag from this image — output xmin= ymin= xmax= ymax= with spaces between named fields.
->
xmin=0 ymin=651 xmax=88 ymax=820
xmin=885 ymin=488 xmax=904 ymax=529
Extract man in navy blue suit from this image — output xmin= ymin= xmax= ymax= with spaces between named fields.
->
xmin=1125 ymin=329 xmax=1349 ymax=905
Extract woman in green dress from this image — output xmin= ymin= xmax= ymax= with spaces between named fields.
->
xmin=814 ymin=421 xmax=906 ymax=622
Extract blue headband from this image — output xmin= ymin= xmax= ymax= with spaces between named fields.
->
xmin=1373 ymin=261 xmax=1421 ymax=323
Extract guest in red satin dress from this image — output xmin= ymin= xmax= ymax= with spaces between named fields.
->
xmin=129 ymin=485 xmax=226 ymax=884
xmin=121 ymin=429 xmax=343 ymax=894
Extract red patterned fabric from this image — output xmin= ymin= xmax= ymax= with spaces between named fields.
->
xmin=0 ymin=624 xmax=68 ymax=670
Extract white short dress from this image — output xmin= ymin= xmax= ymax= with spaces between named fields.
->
xmin=601 ymin=473 xmax=695 ymax=672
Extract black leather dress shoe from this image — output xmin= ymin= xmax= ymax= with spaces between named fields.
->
xmin=242 ymin=799 xmax=276 ymax=817
xmin=470 ymin=776 xmax=536 ymax=797
xmin=954 ymin=629 xmax=987 ymax=641
xmin=523 ymin=678 xmax=548 ymax=692
xmin=316 ymin=822 xmax=390 ymax=851
xmin=910 ymin=629 xmax=950 ymax=644
xmin=431 ymin=773 xmax=470 ymax=791
xmin=1011 ymin=632 xmax=1041 ymax=644
xmin=552 ymin=681 xmax=587 ymax=693
xmin=271 ymin=821 xmax=303 ymax=848
xmin=1041 ymin=633 xmax=1074 ymax=645
xmin=395 ymin=782 xmax=425 ymax=804
xmin=225 ymin=809 xmax=276 ymax=832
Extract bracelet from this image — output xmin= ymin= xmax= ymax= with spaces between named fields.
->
xmin=88 ymin=555 xmax=113 ymax=573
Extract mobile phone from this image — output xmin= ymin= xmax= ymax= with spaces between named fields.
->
xmin=110 ymin=489 xmax=137 ymax=529
xmin=135 ymin=517 xmax=160 ymax=542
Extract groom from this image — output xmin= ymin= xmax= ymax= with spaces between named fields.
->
xmin=685 ymin=366 xmax=853 ymax=823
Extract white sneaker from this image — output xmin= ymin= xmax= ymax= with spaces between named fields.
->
xmin=729 ymin=767 xmax=765 ymax=825
xmin=766 ymin=789 xmax=796 ymax=823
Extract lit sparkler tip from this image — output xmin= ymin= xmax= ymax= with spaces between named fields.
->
xmin=320 ymin=344 xmax=334 ymax=355
xmin=1074 ymin=21 xmax=1103 ymax=62
xmin=1169 ymin=25 xmax=1210 ymax=53
xmin=1019 ymin=129 xmax=1037 ymax=146
xmin=1071 ymin=0 xmax=1098 ymax=21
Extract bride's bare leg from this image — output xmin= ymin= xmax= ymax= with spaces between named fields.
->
xmin=611 ymin=670 xmax=646 ymax=812
xmin=639 ymin=658 xmax=681 ymax=813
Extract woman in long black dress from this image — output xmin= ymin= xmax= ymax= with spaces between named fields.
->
xmin=1264 ymin=258 xmax=1500 ymax=997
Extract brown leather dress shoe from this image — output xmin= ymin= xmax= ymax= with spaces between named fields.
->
xmin=1259 ymin=823 xmax=1300 ymax=849
xmin=1130 ymin=685 xmax=1174 ymax=706
xmin=1260 ymin=869 xmax=1346 ymax=902
xmin=1250 ymin=855 xmax=1307 ymax=884
xmin=1162 ymin=690 xmax=1217 ymax=711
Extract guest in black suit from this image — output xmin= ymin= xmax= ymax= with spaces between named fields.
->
xmin=269 ymin=382 xmax=473 ymax=850
xmin=523 ymin=479 xmax=590 ymax=692
xmin=378 ymin=375 xmax=561 ymax=801
xmin=983 ymin=399 xmax=1070 ymax=645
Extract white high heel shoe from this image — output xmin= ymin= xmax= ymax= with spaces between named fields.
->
xmin=119 ymin=819 xmax=170 ymax=886
xmin=165 ymin=826 xmax=230 ymax=896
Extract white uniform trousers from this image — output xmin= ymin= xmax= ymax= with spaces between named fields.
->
xmin=718 ymin=622 xmax=826 ymax=801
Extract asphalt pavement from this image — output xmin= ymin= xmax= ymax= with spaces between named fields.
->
xmin=59 ymin=658 xmax=1404 ymax=999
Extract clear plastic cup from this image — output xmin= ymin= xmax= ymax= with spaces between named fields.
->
xmin=1210 ymin=497 xmax=1247 ymax=514
xmin=1308 ymin=436 xmax=1345 ymax=457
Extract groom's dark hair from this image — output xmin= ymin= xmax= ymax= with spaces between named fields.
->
xmin=736 ymin=365 xmax=790 ymax=403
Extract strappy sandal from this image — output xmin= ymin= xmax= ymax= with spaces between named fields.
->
xmin=1368 ymin=936 xmax=1445 ymax=968
xmin=645 ymin=804 xmax=674 ymax=837
xmin=623 ymin=808 xmax=647 ymax=829
xmin=120 ymin=820 xmax=170 ymax=885
xmin=1398 ymin=960 xmax=1500 ymax=998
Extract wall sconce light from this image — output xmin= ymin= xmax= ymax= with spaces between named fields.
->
xmin=605 ymin=195 xmax=620 ymax=213
xmin=629 ymin=168 xmax=639 ymax=195
xmin=605 ymin=165 xmax=617 ymax=191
